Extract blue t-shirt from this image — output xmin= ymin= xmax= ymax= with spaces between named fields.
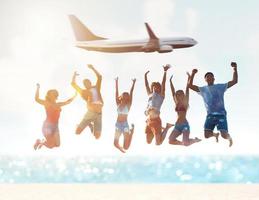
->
xmin=198 ymin=83 xmax=228 ymax=115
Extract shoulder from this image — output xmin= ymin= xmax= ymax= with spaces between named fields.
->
xmin=215 ymin=83 xmax=228 ymax=91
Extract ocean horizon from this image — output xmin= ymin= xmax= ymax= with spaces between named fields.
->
xmin=0 ymin=155 xmax=258 ymax=184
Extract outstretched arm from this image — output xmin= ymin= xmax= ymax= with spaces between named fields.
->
xmin=35 ymin=83 xmax=45 ymax=105
xmin=71 ymin=71 xmax=83 ymax=95
xmin=115 ymin=77 xmax=119 ymax=105
xmin=185 ymin=72 xmax=191 ymax=103
xmin=57 ymin=92 xmax=77 ymax=107
xmin=88 ymin=64 xmax=102 ymax=91
xmin=188 ymin=69 xmax=200 ymax=92
xmin=161 ymin=64 xmax=171 ymax=96
xmin=227 ymin=62 xmax=238 ymax=88
xmin=169 ymin=75 xmax=176 ymax=103
xmin=144 ymin=71 xmax=151 ymax=95
xmin=129 ymin=78 xmax=136 ymax=106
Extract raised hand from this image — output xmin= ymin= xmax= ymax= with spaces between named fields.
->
xmin=132 ymin=78 xmax=136 ymax=83
xmin=115 ymin=77 xmax=118 ymax=82
xmin=231 ymin=62 xmax=237 ymax=71
xmin=163 ymin=64 xmax=171 ymax=72
xmin=145 ymin=70 xmax=150 ymax=76
xmin=192 ymin=69 xmax=198 ymax=74
xmin=73 ymin=71 xmax=79 ymax=76
xmin=36 ymin=83 xmax=40 ymax=88
xmin=87 ymin=64 xmax=94 ymax=69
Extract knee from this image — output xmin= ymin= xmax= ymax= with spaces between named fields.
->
xmin=146 ymin=139 xmax=152 ymax=144
xmin=204 ymin=131 xmax=212 ymax=138
xmin=76 ymin=127 xmax=82 ymax=135
xmin=94 ymin=132 xmax=101 ymax=139
xmin=124 ymin=145 xmax=129 ymax=150
xmin=55 ymin=143 xmax=60 ymax=147
xmin=114 ymin=140 xmax=118 ymax=147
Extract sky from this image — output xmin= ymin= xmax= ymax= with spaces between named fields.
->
xmin=0 ymin=0 xmax=259 ymax=157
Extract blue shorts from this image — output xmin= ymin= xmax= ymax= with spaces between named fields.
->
xmin=169 ymin=122 xmax=190 ymax=143
xmin=204 ymin=114 xmax=228 ymax=133
xmin=115 ymin=121 xmax=130 ymax=140
xmin=42 ymin=121 xmax=59 ymax=136
xmin=173 ymin=122 xmax=190 ymax=133
xmin=115 ymin=121 xmax=129 ymax=133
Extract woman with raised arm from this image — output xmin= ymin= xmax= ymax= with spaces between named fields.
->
xmin=168 ymin=72 xmax=201 ymax=146
xmin=113 ymin=77 xmax=136 ymax=153
xmin=33 ymin=83 xmax=76 ymax=150
xmin=144 ymin=65 xmax=173 ymax=145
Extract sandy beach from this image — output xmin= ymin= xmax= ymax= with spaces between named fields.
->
xmin=0 ymin=184 xmax=258 ymax=200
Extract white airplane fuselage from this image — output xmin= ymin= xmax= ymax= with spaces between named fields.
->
xmin=75 ymin=37 xmax=197 ymax=53
xmin=69 ymin=15 xmax=197 ymax=53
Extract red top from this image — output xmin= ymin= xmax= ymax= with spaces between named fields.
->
xmin=45 ymin=105 xmax=61 ymax=124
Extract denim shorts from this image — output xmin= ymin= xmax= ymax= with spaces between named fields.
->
xmin=169 ymin=122 xmax=190 ymax=143
xmin=173 ymin=122 xmax=190 ymax=133
xmin=115 ymin=121 xmax=129 ymax=133
xmin=204 ymin=114 xmax=228 ymax=132
xmin=42 ymin=121 xmax=59 ymax=136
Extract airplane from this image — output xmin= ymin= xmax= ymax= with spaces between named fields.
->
xmin=68 ymin=15 xmax=197 ymax=53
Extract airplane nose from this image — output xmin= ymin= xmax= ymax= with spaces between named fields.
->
xmin=192 ymin=39 xmax=198 ymax=45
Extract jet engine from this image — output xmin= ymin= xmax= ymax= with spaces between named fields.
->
xmin=158 ymin=45 xmax=173 ymax=53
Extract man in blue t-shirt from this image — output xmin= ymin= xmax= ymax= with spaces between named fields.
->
xmin=188 ymin=62 xmax=238 ymax=147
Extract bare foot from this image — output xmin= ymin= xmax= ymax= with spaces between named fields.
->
xmin=130 ymin=124 xmax=135 ymax=135
xmin=33 ymin=139 xmax=41 ymax=150
xmin=229 ymin=137 xmax=233 ymax=147
xmin=194 ymin=137 xmax=202 ymax=143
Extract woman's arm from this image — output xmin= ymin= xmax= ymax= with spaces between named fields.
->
xmin=144 ymin=71 xmax=151 ymax=95
xmin=161 ymin=65 xmax=170 ymax=97
xmin=115 ymin=77 xmax=119 ymax=105
xmin=57 ymin=92 xmax=77 ymax=107
xmin=169 ymin=75 xmax=176 ymax=103
xmin=35 ymin=83 xmax=45 ymax=105
xmin=185 ymin=72 xmax=190 ymax=104
xmin=129 ymin=78 xmax=136 ymax=106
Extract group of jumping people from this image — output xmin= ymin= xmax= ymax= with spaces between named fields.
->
xmin=33 ymin=62 xmax=238 ymax=153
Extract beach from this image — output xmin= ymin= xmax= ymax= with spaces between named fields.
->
xmin=0 ymin=184 xmax=258 ymax=200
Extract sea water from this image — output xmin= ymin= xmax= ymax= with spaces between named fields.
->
xmin=0 ymin=155 xmax=258 ymax=183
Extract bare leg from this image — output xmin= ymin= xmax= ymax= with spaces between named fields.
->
xmin=146 ymin=132 xmax=154 ymax=144
xmin=169 ymin=129 xmax=182 ymax=145
xmin=169 ymin=139 xmax=183 ymax=145
xmin=114 ymin=140 xmax=125 ymax=153
xmin=220 ymin=131 xmax=233 ymax=147
xmin=123 ymin=124 xmax=134 ymax=150
xmin=204 ymin=130 xmax=219 ymax=142
xmin=184 ymin=137 xmax=202 ymax=146
xmin=53 ymin=133 xmax=60 ymax=147
xmin=94 ymin=131 xmax=101 ymax=139
xmin=159 ymin=123 xmax=173 ymax=145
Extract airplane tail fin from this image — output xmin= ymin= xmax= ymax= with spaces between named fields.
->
xmin=144 ymin=23 xmax=158 ymax=39
xmin=68 ymin=15 xmax=106 ymax=41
